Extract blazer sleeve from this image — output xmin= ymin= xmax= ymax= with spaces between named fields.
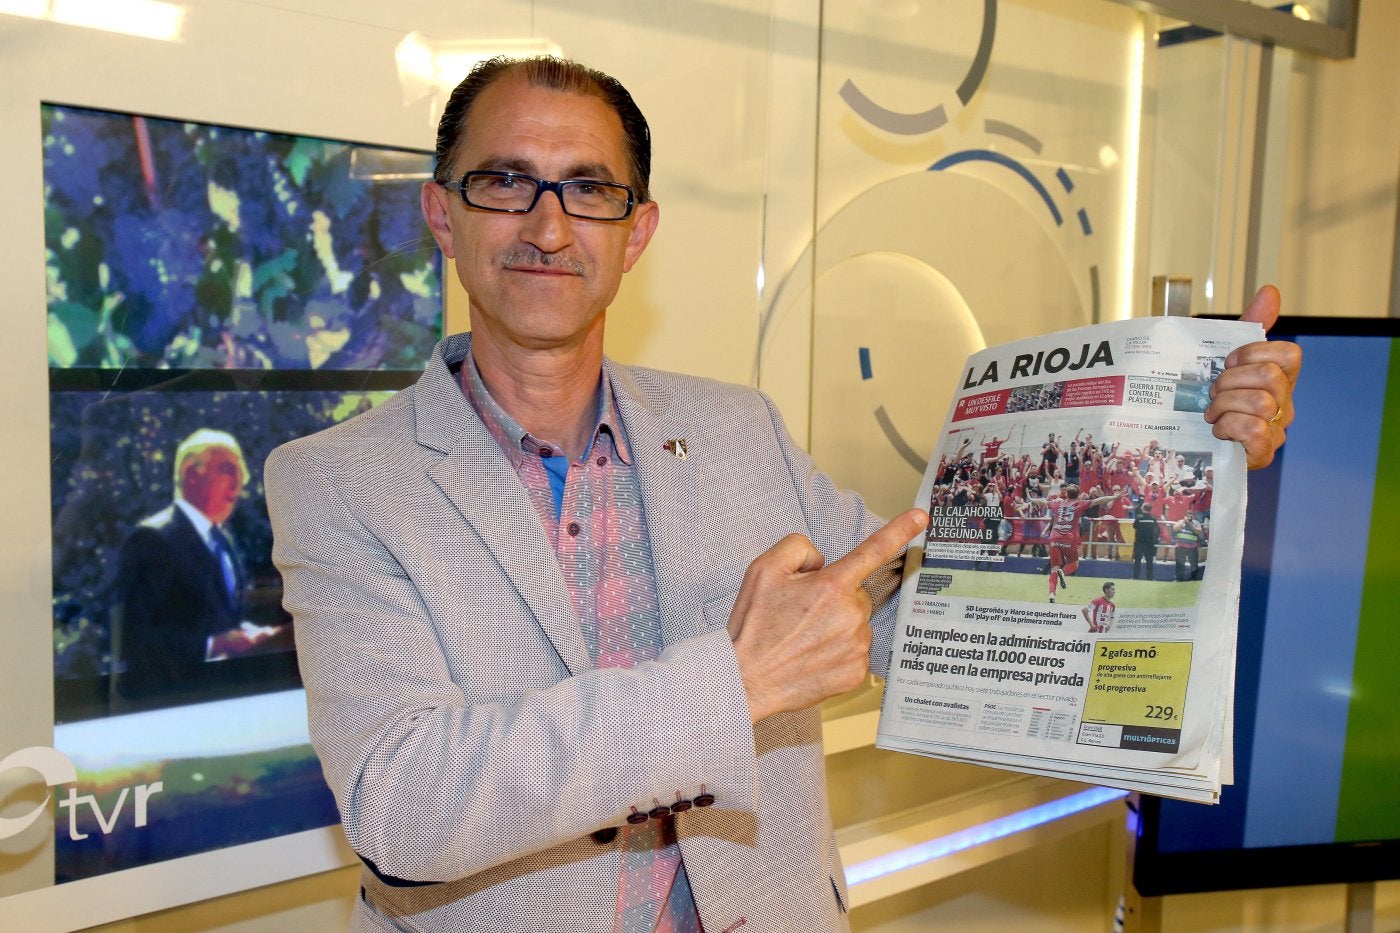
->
xmin=266 ymin=441 xmax=760 ymax=886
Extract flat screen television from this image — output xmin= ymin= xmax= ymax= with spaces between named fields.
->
xmin=49 ymin=369 xmax=412 ymax=720
xmin=1133 ymin=316 xmax=1400 ymax=895
xmin=39 ymin=101 xmax=440 ymax=884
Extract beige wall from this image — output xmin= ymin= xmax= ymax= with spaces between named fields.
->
xmin=1277 ymin=0 xmax=1399 ymax=316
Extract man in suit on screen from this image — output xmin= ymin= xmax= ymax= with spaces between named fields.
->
xmin=265 ymin=56 xmax=1300 ymax=932
xmin=112 ymin=428 xmax=252 ymax=702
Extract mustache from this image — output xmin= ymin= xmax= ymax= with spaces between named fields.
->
xmin=500 ymin=249 xmax=586 ymax=275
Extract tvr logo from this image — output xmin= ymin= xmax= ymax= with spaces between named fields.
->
xmin=0 ymin=746 xmax=162 ymax=841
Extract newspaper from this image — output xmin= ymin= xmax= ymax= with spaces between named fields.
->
xmin=875 ymin=315 xmax=1264 ymax=803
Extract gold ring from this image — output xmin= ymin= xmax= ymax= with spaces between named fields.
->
xmin=1267 ymin=403 xmax=1284 ymax=425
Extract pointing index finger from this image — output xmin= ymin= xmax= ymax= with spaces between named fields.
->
xmin=827 ymin=509 xmax=929 ymax=585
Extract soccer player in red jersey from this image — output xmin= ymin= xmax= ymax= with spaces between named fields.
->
xmin=1027 ymin=485 xmax=1128 ymax=602
xmin=1083 ymin=582 xmax=1117 ymax=633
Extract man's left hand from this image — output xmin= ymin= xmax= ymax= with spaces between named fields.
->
xmin=1204 ymin=285 xmax=1302 ymax=469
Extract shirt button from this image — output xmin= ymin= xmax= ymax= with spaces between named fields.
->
xmin=596 ymin=456 xmax=608 ymax=466
xmin=591 ymin=827 xmax=618 ymax=844
xmin=648 ymin=805 xmax=671 ymax=820
xmin=538 ymin=447 xmax=553 ymax=458
xmin=567 ymin=522 xmax=581 ymax=536
xmin=670 ymin=799 xmax=692 ymax=813
xmin=694 ymin=793 xmax=715 ymax=807
xmin=626 ymin=811 xmax=649 ymax=825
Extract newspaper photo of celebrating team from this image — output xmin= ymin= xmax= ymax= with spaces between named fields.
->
xmin=922 ymin=421 xmax=1213 ymax=617
xmin=880 ymin=314 xmax=1267 ymax=801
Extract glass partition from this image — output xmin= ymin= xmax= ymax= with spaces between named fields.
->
xmin=800 ymin=0 xmax=1149 ymax=523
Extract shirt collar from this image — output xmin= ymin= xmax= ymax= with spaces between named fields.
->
xmin=173 ymin=496 xmax=216 ymax=544
xmin=459 ymin=350 xmax=632 ymax=466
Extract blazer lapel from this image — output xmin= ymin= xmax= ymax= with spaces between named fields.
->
xmin=415 ymin=334 xmax=591 ymax=675
xmin=607 ymin=361 xmax=709 ymax=649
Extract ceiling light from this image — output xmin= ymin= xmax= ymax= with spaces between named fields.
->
xmin=395 ymin=34 xmax=562 ymax=128
xmin=0 ymin=0 xmax=50 ymax=18
xmin=0 ymin=0 xmax=185 ymax=41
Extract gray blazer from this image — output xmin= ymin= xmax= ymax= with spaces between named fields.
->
xmin=266 ymin=333 xmax=900 ymax=932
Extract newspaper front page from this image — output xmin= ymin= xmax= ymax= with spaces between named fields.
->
xmin=875 ymin=315 xmax=1264 ymax=802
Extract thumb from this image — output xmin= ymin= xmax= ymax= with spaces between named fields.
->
xmin=779 ymin=533 xmax=827 ymax=574
xmin=1239 ymin=284 xmax=1281 ymax=332
xmin=756 ymin=533 xmax=827 ymax=576
xmin=727 ymin=534 xmax=824 ymax=640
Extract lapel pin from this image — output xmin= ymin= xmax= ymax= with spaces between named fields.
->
xmin=663 ymin=439 xmax=688 ymax=460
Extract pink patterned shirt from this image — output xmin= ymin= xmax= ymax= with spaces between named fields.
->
xmin=460 ymin=355 xmax=702 ymax=933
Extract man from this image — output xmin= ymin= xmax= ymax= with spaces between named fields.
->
xmin=265 ymin=56 xmax=1300 ymax=933
xmin=1193 ymin=466 xmax=1214 ymax=520
xmin=1039 ymin=432 xmax=1061 ymax=479
xmin=1131 ymin=501 xmax=1162 ymax=581
xmin=1090 ymin=483 xmax=1130 ymax=560
xmin=112 ymin=428 xmax=250 ymax=701
xmin=1064 ymin=430 xmax=1083 ymax=485
xmin=1083 ymin=582 xmax=1116 ymax=633
xmin=1172 ymin=514 xmax=1205 ymax=581
xmin=1025 ymin=485 xmax=1127 ymax=603
xmin=979 ymin=433 xmax=1004 ymax=463
xmin=1167 ymin=452 xmax=1191 ymax=486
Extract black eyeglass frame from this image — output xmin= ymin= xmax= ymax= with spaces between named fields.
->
xmin=440 ymin=170 xmax=637 ymax=221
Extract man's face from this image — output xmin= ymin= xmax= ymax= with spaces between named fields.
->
xmin=182 ymin=447 xmax=245 ymax=525
xmin=422 ymin=77 xmax=659 ymax=358
xmin=1105 ymin=585 xmax=1116 ymax=598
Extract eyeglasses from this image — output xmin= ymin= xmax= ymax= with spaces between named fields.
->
xmin=441 ymin=171 xmax=636 ymax=221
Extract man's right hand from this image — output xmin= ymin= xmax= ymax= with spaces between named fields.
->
xmin=727 ymin=509 xmax=929 ymax=723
